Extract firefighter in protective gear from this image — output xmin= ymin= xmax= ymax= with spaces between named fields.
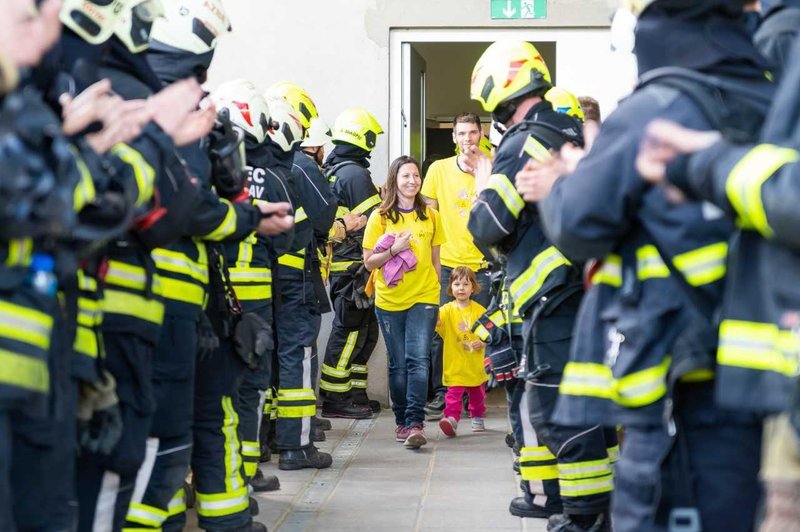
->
xmin=258 ymin=96 xmax=334 ymax=471
xmin=320 ymin=107 xmax=385 ymax=419
xmin=635 ymin=36 xmax=800 ymax=531
xmin=0 ymin=20 xmax=139 ymax=523
xmin=539 ymin=2 xmax=773 ymax=530
xmin=268 ymin=82 xmax=338 ymax=442
xmin=121 ymin=3 xmax=290 ymax=530
xmin=468 ymin=40 xmax=616 ymax=530
xmin=179 ymin=80 xmax=289 ymax=532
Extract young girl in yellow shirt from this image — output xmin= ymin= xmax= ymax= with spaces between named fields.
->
xmin=435 ymin=267 xmax=488 ymax=436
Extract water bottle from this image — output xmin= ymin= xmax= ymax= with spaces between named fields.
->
xmin=29 ymin=253 xmax=57 ymax=297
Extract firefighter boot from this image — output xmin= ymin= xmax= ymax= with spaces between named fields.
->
xmin=278 ymin=446 xmax=333 ymax=471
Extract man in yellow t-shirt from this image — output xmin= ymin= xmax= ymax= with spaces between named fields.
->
xmin=421 ymin=112 xmax=493 ymax=419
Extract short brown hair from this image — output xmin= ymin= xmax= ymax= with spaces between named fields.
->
xmin=453 ymin=112 xmax=481 ymax=130
xmin=446 ymin=266 xmax=481 ymax=297
xmin=578 ymin=96 xmax=601 ymax=123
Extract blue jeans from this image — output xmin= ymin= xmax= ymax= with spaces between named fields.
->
xmin=376 ymin=303 xmax=438 ymax=427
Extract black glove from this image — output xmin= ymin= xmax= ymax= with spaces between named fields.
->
xmin=352 ymin=265 xmax=373 ymax=310
xmin=77 ymin=372 xmax=123 ymax=455
xmin=486 ymin=344 xmax=519 ymax=382
xmin=234 ymin=312 xmax=274 ymax=370
xmin=197 ymin=311 xmax=220 ymax=363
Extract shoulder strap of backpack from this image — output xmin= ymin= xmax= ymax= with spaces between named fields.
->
xmin=324 ymin=160 xmax=359 ymax=183
xmin=756 ymin=6 xmax=800 ymax=40
xmin=637 ymin=67 xmax=771 ymax=143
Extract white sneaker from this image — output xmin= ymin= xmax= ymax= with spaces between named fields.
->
xmin=471 ymin=417 xmax=485 ymax=432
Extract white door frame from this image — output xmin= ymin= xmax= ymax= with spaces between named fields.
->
xmin=389 ymin=28 xmax=613 ymax=163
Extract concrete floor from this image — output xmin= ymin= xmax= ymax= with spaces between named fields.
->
xmin=206 ymin=399 xmax=548 ymax=532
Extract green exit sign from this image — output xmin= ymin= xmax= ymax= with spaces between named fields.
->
xmin=491 ymin=0 xmax=547 ymax=20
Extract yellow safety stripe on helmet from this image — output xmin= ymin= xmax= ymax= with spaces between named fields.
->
xmin=159 ymin=277 xmax=206 ymax=307
xmin=509 ymin=246 xmax=571 ymax=312
xmin=672 ymin=242 xmax=727 ymax=287
xmin=352 ymin=194 xmax=381 ymax=215
xmin=195 ymin=487 xmax=249 ymax=518
xmin=0 ymin=348 xmax=49 ymax=393
xmin=295 ymin=206 xmax=308 ymax=223
xmin=152 ymin=248 xmax=209 ymax=284
xmin=203 ymin=199 xmax=237 ymax=241
xmin=558 ymin=473 xmax=614 ymax=497
xmin=276 ymin=405 xmax=317 ymax=418
xmin=70 ymin=146 xmax=97 ymax=212
xmin=6 ymin=238 xmax=33 ymax=267
xmin=718 ymin=320 xmax=800 ymax=377
xmin=166 ymin=488 xmax=186 ymax=517
xmin=105 ymin=260 xmax=163 ymax=294
xmin=228 ymin=267 xmax=271 ymax=284
xmin=322 ymin=363 xmax=350 ymax=379
xmin=486 ymin=173 xmax=524 ymax=219
xmin=231 ymin=284 xmax=272 ymax=301
xmin=613 ymin=356 xmax=671 ymax=407
xmin=560 ymin=362 xmax=613 ymax=399
xmin=102 ymin=290 xmax=165 ymax=325
xmin=523 ymin=136 xmax=552 ymax=162
xmin=329 ymin=260 xmax=359 ymax=273
xmin=74 ymin=327 xmax=99 ymax=358
xmin=0 ymin=300 xmax=53 ymax=350
xmin=557 ymin=458 xmax=612 ymax=480
xmin=350 ymin=379 xmax=367 ymax=389
xmin=726 ymin=144 xmax=799 ymax=238
xmin=319 ymin=381 xmax=352 ymax=393
xmin=278 ymin=253 xmax=305 ymax=269
xmin=636 ymin=245 xmax=669 ymax=280
xmin=351 ymin=364 xmax=368 ymax=373
xmin=112 ymin=143 xmax=156 ymax=207
xmin=126 ymin=503 xmax=168 ymax=528
xmin=221 ymin=396 xmax=245 ymax=494
xmin=592 ymin=254 xmax=622 ymax=287
xmin=607 ymin=445 xmax=620 ymax=465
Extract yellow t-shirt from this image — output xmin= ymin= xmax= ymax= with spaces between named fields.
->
xmin=421 ymin=156 xmax=486 ymax=271
xmin=435 ymin=300 xmax=488 ymax=387
xmin=363 ymin=207 xmax=445 ymax=312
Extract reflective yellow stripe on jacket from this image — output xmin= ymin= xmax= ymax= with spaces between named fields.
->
xmin=509 ymin=246 xmax=571 ymax=313
xmin=559 ymin=357 xmax=672 ymax=408
xmin=486 ymin=174 xmax=524 ymax=219
xmin=718 ymin=320 xmax=800 ymax=378
xmin=111 ymin=143 xmax=156 ymax=207
xmin=726 ymin=144 xmax=799 ymax=238
xmin=152 ymin=243 xmax=209 ymax=307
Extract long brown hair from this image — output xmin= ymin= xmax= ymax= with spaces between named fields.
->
xmin=378 ymin=155 xmax=429 ymax=223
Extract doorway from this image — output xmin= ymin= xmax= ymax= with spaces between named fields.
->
xmin=390 ymin=28 xmax=615 ymax=166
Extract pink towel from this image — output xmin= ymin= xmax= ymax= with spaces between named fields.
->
xmin=374 ymin=233 xmax=417 ymax=287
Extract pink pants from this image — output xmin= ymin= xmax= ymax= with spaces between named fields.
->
xmin=443 ymin=385 xmax=486 ymax=421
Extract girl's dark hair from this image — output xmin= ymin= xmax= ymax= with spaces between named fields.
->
xmin=379 ymin=155 xmax=428 ymax=223
xmin=446 ymin=266 xmax=481 ymax=297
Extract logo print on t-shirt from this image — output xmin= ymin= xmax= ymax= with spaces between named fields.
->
xmin=456 ymin=189 xmax=472 ymax=218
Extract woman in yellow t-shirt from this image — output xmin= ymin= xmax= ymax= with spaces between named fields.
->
xmin=363 ymin=155 xmax=445 ymax=449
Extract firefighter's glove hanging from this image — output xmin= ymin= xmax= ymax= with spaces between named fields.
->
xmin=352 ymin=264 xmax=373 ymax=310
xmin=234 ymin=312 xmax=274 ymax=370
xmin=77 ymin=371 xmax=123 ymax=455
xmin=197 ymin=311 xmax=220 ymax=363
